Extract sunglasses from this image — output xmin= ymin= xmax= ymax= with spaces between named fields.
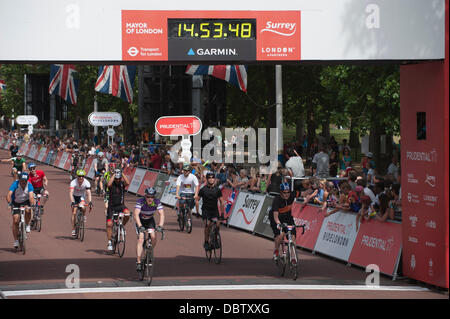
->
xmin=281 ymin=191 xmax=290 ymax=194
xmin=145 ymin=195 xmax=155 ymax=198
xmin=207 ymin=176 xmax=215 ymax=179
xmin=29 ymin=167 xmax=36 ymax=170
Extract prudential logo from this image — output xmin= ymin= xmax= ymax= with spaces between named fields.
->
xmin=261 ymin=21 xmax=297 ymax=37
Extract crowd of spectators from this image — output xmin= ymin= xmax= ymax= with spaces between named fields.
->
xmin=1 ymin=128 xmax=402 ymax=224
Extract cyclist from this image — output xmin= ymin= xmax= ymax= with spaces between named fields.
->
xmin=9 ymin=140 xmax=19 ymax=158
xmin=196 ymin=171 xmax=225 ymax=251
xmin=94 ymin=152 xmax=108 ymax=195
xmin=134 ymin=187 xmax=165 ymax=272
xmin=175 ymin=163 xmax=199 ymax=227
xmin=105 ymin=168 xmax=131 ymax=252
xmin=103 ymin=163 xmax=116 ymax=214
xmin=69 ymin=169 xmax=93 ymax=238
xmin=70 ymin=148 xmax=83 ymax=179
xmin=6 ymin=172 xmax=35 ymax=249
xmin=268 ymin=182 xmax=300 ymax=260
xmin=11 ymin=153 xmax=26 ymax=180
xmin=27 ymin=162 xmax=49 ymax=214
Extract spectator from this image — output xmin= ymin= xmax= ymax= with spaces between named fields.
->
xmin=311 ymin=144 xmax=329 ymax=178
xmin=375 ymin=193 xmax=391 ymax=222
xmin=347 ymin=170 xmax=358 ymax=190
xmin=388 ymin=183 xmax=402 ymax=221
xmin=324 ymin=181 xmax=352 ymax=217
xmin=285 ymin=148 xmax=305 ymax=192
xmin=387 ymin=156 xmax=399 ymax=180
xmin=267 ymin=163 xmax=284 ymax=194
xmin=340 ymin=147 xmax=352 ymax=171
xmin=149 ymin=148 xmax=163 ymax=170
xmin=356 ymin=177 xmax=376 ymax=203
xmin=329 ymin=150 xmax=339 ymax=177
xmin=355 ymin=195 xmax=372 ymax=231
xmin=361 ymin=152 xmax=370 ymax=177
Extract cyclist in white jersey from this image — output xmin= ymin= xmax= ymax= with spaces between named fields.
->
xmin=69 ymin=169 xmax=93 ymax=237
xmin=175 ymin=163 xmax=200 ymax=224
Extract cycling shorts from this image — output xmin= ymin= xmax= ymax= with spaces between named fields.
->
xmin=179 ymin=193 xmax=195 ymax=210
xmin=73 ymin=195 xmax=86 ymax=206
xmin=106 ymin=204 xmax=128 ymax=222
xmin=269 ymin=214 xmax=296 ymax=238
xmin=11 ymin=200 xmax=31 ymax=215
xmin=202 ymin=209 xmax=220 ymax=222
xmin=135 ymin=217 xmax=156 ymax=235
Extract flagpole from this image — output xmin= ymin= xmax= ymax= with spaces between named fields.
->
xmin=94 ymin=94 xmax=98 ymax=144
xmin=275 ymin=65 xmax=283 ymax=163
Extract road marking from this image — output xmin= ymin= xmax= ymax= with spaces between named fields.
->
xmin=2 ymin=284 xmax=430 ymax=297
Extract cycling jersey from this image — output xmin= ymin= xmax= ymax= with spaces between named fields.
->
xmin=176 ymin=173 xmax=199 ymax=194
xmin=12 ymin=157 xmax=26 ymax=170
xmin=69 ymin=178 xmax=91 ymax=197
xmin=135 ymin=198 xmax=163 ymax=220
xmin=29 ymin=170 xmax=46 ymax=189
xmin=9 ymin=180 xmax=34 ymax=203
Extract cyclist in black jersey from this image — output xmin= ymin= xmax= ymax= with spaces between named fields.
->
xmin=268 ymin=182 xmax=300 ymax=260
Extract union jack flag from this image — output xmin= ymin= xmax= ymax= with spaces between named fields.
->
xmin=185 ymin=65 xmax=247 ymax=92
xmin=0 ymin=79 xmax=6 ymax=92
xmin=95 ymin=65 xmax=137 ymax=103
xmin=49 ymin=64 xmax=79 ymax=105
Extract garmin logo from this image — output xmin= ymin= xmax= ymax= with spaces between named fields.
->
xmin=194 ymin=48 xmax=238 ymax=56
xmin=261 ymin=21 xmax=297 ymax=36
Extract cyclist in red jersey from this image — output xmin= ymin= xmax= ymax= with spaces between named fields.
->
xmin=27 ymin=163 xmax=49 ymax=213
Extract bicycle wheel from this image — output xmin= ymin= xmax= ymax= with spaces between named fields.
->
xmin=288 ymin=243 xmax=299 ymax=280
xmin=145 ymin=246 xmax=154 ymax=286
xmin=138 ymin=245 xmax=146 ymax=282
xmin=186 ymin=214 xmax=192 ymax=234
xmin=276 ymin=247 xmax=286 ymax=277
xmin=117 ymin=225 xmax=126 ymax=258
xmin=35 ymin=207 xmax=42 ymax=232
xmin=211 ymin=228 xmax=222 ymax=264
xmin=20 ymin=221 xmax=26 ymax=255
xmin=178 ymin=209 xmax=185 ymax=231
xmin=77 ymin=209 xmax=85 ymax=242
xmin=111 ymin=223 xmax=118 ymax=253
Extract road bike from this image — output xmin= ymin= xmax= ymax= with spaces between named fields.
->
xmin=138 ymin=227 xmax=165 ymax=286
xmin=177 ymin=196 xmax=193 ymax=234
xmin=111 ymin=211 xmax=130 ymax=257
xmin=205 ymin=221 xmax=222 ymax=264
xmin=73 ymin=203 xmax=87 ymax=242
xmin=12 ymin=205 xmax=27 ymax=255
xmin=275 ymin=223 xmax=305 ymax=280
xmin=31 ymin=193 xmax=43 ymax=232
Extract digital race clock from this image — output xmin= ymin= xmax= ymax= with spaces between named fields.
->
xmin=167 ymin=19 xmax=257 ymax=40
xmin=122 ymin=11 xmax=301 ymax=62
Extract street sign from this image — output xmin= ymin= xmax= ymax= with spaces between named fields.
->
xmin=16 ymin=115 xmax=38 ymax=125
xmin=88 ymin=112 xmax=122 ymax=127
xmin=106 ymin=128 xmax=115 ymax=137
xmin=155 ymin=115 xmax=202 ymax=136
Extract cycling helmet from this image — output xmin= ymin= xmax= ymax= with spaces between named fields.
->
xmin=145 ymin=187 xmax=156 ymax=196
xmin=280 ymin=182 xmax=291 ymax=192
xmin=19 ymin=172 xmax=29 ymax=181
xmin=28 ymin=162 xmax=37 ymax=169
xmin=182 ymin=163 xmax=191 ymax=171
xmin=205 ymin=171 xmax=215 ymax=179
xmin=76 ymin=169 xmax=86 ymax=177
xmin=114 ymin=169 xmax=122 ymax=179
xmin=98 ymin=152 xmax=104 ymax=157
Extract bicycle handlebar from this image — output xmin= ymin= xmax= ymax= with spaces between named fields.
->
xmin=280 ymin=223 xmax=306 ymax=235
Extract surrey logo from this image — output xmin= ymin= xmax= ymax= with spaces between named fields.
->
xmin=261 ymin=21 xmax=297 ymax=37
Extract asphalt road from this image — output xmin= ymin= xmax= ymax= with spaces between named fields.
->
xmin=0 ymin=149 xmax=447 ymax=300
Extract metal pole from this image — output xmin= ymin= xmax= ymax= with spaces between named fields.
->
xmin=275 ymin=65 xmax=283 ymax=160
xmin=94 ymin=94 xmax=98 ymax=143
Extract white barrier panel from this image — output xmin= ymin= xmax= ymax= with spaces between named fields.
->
xmin=28 ymin=144 xmax=38 ymax=159
xmin=58 ymin=152 xmax=69 ymax=169
xmin=127 ymin=168 xmax=147 ymax=194
xmin=228 ymin=191 xmax=266 ymax=232
xmin=37 ymin=147 xmax=47 ymax=162
xmin=160 ymin=175 xmax=178 ymax=207
xmin=313 ymin=211 xmax=359 ymax=262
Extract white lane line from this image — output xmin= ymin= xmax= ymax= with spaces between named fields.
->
xmin=2 ymin=284 xmax=430 ymax=297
